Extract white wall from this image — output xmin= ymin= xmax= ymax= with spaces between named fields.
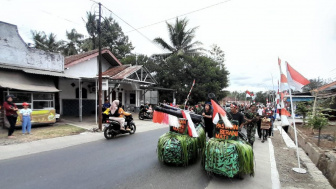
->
xmin=0 ymin=22 xmax=64 ymax=72
xmin=102 ymin=57 xmax=112 ymax=72
xmin=64 ymin=58 xmax=98 ymax=78
xmin=65 ymin=57 xmax=114 ymax=78
xmin=59 ymin=78 xmax=96 ymax=100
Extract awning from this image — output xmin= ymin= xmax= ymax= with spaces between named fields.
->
xmin=285 ymin=96 xmax=315 ymax=102
xmin=0 ymin=69 xmax=60 ymax=92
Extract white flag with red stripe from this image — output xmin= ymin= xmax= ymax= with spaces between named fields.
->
xmin=246 ymin=90 xmax=251 ymax=97
xmin=278 ymin=57 xmax=288 ymax=91
xmin=211 ymin=100 xmax=232 ymax=128
xmin=181 ymin=110 xmax=198 ymax=137
xmin=286 ymin=62 xmax=310 ymax=92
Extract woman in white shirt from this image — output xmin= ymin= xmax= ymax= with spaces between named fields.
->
xmin=20 ymin=102 xmax=33 ymax=135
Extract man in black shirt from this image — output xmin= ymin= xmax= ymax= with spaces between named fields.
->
xmin=228 ymin=102 xmax=245 ymax=128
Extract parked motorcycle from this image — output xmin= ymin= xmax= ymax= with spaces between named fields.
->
xmin=139 ymin=105 xmax=153 ymax=120
xmin=103 ymin=115 xmax=136 ymax=139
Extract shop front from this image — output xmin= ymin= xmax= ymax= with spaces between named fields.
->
xmin=0 ymin=70 xmax=61 ymax=127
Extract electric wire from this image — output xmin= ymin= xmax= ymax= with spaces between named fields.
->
xmin=124 ymin=0 xmax=233 ymax=33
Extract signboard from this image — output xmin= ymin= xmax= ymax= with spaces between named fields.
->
xmin=102 ymin=79 xmax=109 ymax=91
xmin=170 ymin=118 xmax=188 ymax=135
xmin=214 ymin=119 xmax=239 ymax=140
xmin=14 ymin=109 xmax=57 ymax=126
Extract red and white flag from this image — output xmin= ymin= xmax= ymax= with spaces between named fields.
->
xmin=286 ymin=62 xmax=310 ymax=92
xmin=211 ymin=99 xmax=232 ymax=128
xmin=278 ymin=57 xmax=288 ymax=91
xmin=181 ymin=110 xmax=198 ymax=137
xmin=246 ymin=90 xmax=251 ymax=97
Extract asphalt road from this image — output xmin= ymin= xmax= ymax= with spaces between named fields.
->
xmin=0 ymin=128 xmax=213 ymax=189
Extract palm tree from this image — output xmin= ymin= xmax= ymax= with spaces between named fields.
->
xmin=62 ymin=29 xmax=84 ymax=56
xmin=153 ymin=17 xmax=203 ymax=58
xmin=84 ymin=11 xmax=98 ymax=50
xmin=31 ymin=31 xmax=62 ymax=53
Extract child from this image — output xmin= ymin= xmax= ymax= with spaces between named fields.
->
xmin=20 ymin=102 xmax=32 ymax=135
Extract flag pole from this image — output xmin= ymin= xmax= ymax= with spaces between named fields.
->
xmin=288 ymin=86 xmax=307 ymax=174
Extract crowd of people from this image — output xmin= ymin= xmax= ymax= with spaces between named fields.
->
xmin=184 ymin=101 xmax=275 ymax=147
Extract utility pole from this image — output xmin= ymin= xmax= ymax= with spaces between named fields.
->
xmin=98 ymin=2 xmax=102 ymax=130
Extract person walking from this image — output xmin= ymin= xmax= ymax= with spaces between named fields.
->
xmin=257 ymin=106 xmax=264 ymax=140
xmin=20 ymin=102 xmax=32 ymax=135
xmin=3 ymin=95 xmax=18 ymax=138
xmin=202 ymin=104 xmax=213 ymax=138
xmin=227 ymin=103 xmax=245 ymax=128
xmin=244 ymin=104 xmax=259 ymax=147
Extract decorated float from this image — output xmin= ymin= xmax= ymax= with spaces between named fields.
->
xmin=153 ymin=104 xmax=206 ymax=166
xmin=202 ymin=100 xmax=254 ymax=177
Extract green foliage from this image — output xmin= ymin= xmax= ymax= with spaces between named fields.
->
xmin=307 ymin=112 xmax=329 ymax=130
xmin=302 ymin=78 xmax=326 ymax=92
xmin=154 ymin=55 xmax=229 ymax=104
xmin=203 ymin=138 xmax=254 ymax=177
xmin=157 ymin=125 xmax=205 ymax=166
xmin=296 ymin=102 xmax=312 ymax=125
xmin=120 ymin=54 xmax=159 ymax=73
xmin=83 ymin=11 xmax=134 ymax=59
xmin=209 ymin=44 xmax=225 ymax=69
xmin=153 ymin=17 xmax=203 ymax=58
xmin=31 ymin=31 xmax=62 ymax=53
xmin=61 ymin=28 xmax=84 ymax=56
xmin=307 ymin=111 xmax=329 ymax=146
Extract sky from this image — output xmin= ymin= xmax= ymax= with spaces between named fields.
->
xmin=1 ymin=0 xmax=336 ymax=93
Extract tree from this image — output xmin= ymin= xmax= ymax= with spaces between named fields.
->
xmin=31 ymin=31 xmax=62 ymax=53
xmin=307 ymin=111 xmax=329 ymax=146
xmin=62 ymin=29 xmax=84 ymax=56
xmin=120 ymin=54 xmax=159 ymax=73
xmin=209 ymin=44 xmax=225 ymax=69
xmin=302 ymin=78 xmax=326 ymax=92
xmin=82 ymin=12 xmax=134 ymax=59
xmin=155 ymin=55 xmax=229 ymax=104
xmin=296 ymin=102 xmax=312 ymax=125
xmin=153 ymin=17 xmax=203 ymax=58
xmin=254 ymin=91 xmax=267 ymax=105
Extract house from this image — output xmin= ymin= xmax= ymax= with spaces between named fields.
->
xmin=59 ymin=48 xmax=158 ymax=122
xmin=0 ymin=20 xmax=160 ymax=126
xmin=0 ymin=21 xmax=74 ymax=127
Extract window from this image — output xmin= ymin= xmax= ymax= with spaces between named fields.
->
xmin=76 ymin=88 xmax=87 ymax=99
xmin=4 ymin=91 xmax=55 ymax=109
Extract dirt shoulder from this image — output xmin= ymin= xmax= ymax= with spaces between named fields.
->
xmin=272 ymin=129 xmax=324 ymax=188
xmin=0 ymin=123 xmax=87 ymax=146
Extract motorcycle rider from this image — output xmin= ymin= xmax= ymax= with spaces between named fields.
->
xmin=144 ymin=101 xmax=152 ymax=116
xmin=110 ymin=100 xmax=131 ymax=131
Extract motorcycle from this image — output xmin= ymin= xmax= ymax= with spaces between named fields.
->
xmin=138 ymin=105 xmax=153 ymax=120
xmin=103 ymin=115 xmax=136 ymax=139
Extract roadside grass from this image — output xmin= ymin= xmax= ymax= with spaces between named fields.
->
xmin=0 ymin=124 xmax=87 ymax=145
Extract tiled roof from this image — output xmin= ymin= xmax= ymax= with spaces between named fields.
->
xmin=64 ymin=48 xmax=122 ymax=67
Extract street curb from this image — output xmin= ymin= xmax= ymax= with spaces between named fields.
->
xmin=269 ymin=138 xmax=281 ymax=189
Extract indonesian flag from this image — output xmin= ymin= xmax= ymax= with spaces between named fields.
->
xmin=246 ymin=90 xmax=251 ymax=97
xmin=286 ymin=62 xmax=310 ymax=92
xmin=278 ymin=57 xmax=288 ymax=91
xmin=251 ymin=92 xmax=255 ymax=100
xmin=181 ymin=110 xmax=198 ymax=137
xmin=211 ymin=99 xmax=233 ymax=128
